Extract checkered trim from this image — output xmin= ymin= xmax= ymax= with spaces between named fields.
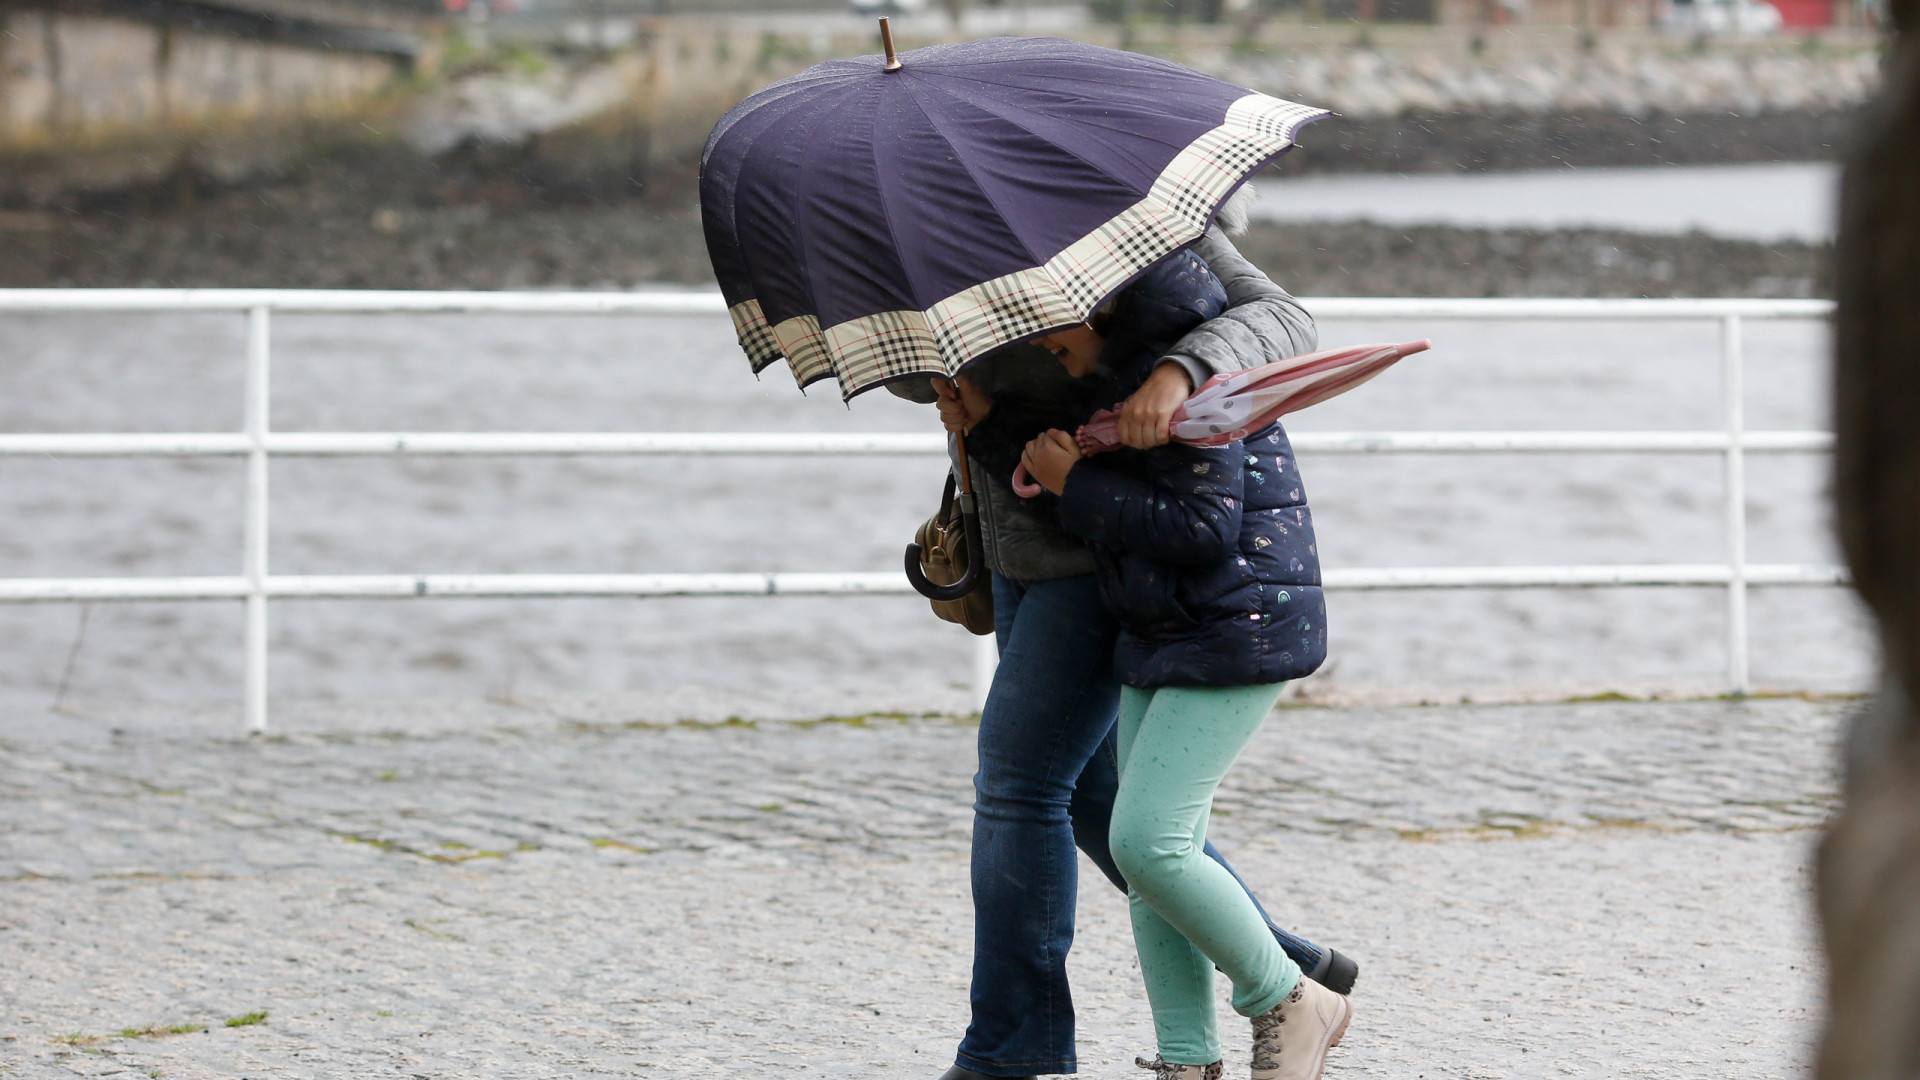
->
xmin=928 ymin=267 xmax=1081 ymax=364
xmin=825 ymin=308 xmax=941 ymax=392
xmin=729 ymin=299 xmax=783 ymax=374
xmin=725 ymin=92 xmax=1327 ymax=400
xmin=771 ymin=314 xmax=833 ymax=388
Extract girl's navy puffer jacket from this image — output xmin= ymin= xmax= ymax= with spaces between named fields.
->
xmin=1056 ymin=427 xmax=1327 ymax=689
xmin=1042 ymin=247 xmax=1328 ymax=689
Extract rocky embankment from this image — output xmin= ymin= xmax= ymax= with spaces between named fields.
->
xmin=1219 ymin=36 xmax=1876 ymax=120
xmin=0 ymin=28 xmax=1863 ymax=297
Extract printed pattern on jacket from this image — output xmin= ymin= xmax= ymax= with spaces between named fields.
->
xmin=1055 ymin=421 xmax=1326 ymax=689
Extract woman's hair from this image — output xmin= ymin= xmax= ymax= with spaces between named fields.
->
xmin=1214 ymin=182 xmax=1257 ymax=237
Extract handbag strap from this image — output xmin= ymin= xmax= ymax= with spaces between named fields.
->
xmin=939 ymin=470 xmax=958 ymax=519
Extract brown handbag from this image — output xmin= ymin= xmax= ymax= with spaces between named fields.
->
xmin=914 ymin=473 xmax=995 ymax=635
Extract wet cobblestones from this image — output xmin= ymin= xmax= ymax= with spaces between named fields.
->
xmin=0 ymin=696 xmax=1843 ymax=1078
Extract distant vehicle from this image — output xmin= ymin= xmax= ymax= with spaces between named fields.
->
xmin=1660 ymin=0 xmax=1783 ymax=33
xmin=850 ymin=0 xmax=930 ymax=14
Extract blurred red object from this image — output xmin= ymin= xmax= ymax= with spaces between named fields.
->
xmin=1765 ymin=0 xmax=1832 ymax=25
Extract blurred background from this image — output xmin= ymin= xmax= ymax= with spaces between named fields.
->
xmin=0 ymin=0 xmax=1875 ymax=291
xmin=0 ymin=0 xmax=1883 ymax=718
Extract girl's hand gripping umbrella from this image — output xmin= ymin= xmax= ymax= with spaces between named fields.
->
xmin=1012 ymin=339 xmax=1432 ymax=498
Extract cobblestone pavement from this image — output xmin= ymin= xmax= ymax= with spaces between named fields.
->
xmin=0 ymin=696 xmax=1844 ymax=1078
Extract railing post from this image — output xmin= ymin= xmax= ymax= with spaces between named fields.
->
xmin=1721 ymin=314 xmax=1750 ymax=696
xmin=972 ymin=633 xmax=998 ymax=716
xmin=244 ymin=306 xmax=271 ymax=733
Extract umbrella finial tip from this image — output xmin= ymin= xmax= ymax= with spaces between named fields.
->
xmin=879 ymin=16 xmax=902 ymax=71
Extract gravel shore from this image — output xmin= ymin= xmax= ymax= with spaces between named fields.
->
xmin=0 ymin=186 xmax=1828 ymax=299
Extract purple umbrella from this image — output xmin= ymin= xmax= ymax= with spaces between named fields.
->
xmin=701 ymin=26 xmax=1327 ymax=600
xmin=702 ymin=32 xmax=1325 ymax=400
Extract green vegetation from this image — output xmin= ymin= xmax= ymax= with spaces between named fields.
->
xmin=403 ymin=918 xmax=463 ymax=941
xmin=224 ymin=1011 xmax=268 ymax=1028
xmin=54 ymin=1021 xmax=207 ymax=1048
xmin=115 ymin=1024 xmax=204 ymax=1038
xmin=606 ymin=710 xmax=967 ymax=731
xmin=333 ymin=829 xmax=535 ymax=863
xmin=589 ymin=837 xmax=653 ymax=853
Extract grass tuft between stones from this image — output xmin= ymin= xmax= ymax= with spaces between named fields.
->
xmin=224 ymin=1011 xmax=268 ymax=1028
xmin=116 ymin=1024 xmax=205 ymax=1038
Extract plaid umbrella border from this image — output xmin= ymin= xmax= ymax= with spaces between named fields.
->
xmin=728 ymin=92 xmax=1328 ymax=401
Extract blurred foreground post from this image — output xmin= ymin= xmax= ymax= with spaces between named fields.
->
xmin=1818 ymin=2 xmax=1920 ymax=1076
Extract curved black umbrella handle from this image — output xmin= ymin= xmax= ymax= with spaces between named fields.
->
xmin=904 ymin=493 xmax=983 ymax=602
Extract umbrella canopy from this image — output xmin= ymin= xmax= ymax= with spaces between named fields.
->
xmin=1012 ymin=340 xmax=1432 ymax=497
xmin=701 ymin=35 xmax=1327 ymax=401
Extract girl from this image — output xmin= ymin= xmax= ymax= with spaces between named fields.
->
xmin=1017 ymin=256 xmax=1351 ymax=1080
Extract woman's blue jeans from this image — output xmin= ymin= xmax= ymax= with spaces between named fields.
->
xmin=955 ymin=572 xmax=1326 ymax=1077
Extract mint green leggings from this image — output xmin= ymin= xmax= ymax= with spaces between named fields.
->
xmin=1112 ymin=682 xmax=1301 ymax=1066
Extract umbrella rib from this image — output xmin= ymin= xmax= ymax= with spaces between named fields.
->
xmin=895 ymin=77 xmax=1048 ymax=273
xmin=705 ymin=62 xmax=864 ymax=168
xmin=867 ymin=82 xmax=938 ymax=331
xmin=735 ymin=96 xmax=836 ymax=336
xmin=710 ymin=84 xmax=852 ymax=307
xmin=911 ymin=71 xmax=1190 ymax=181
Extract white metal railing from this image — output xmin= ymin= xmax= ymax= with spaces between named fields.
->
xmin=0 ymin=290 xmax=1843 ymax=731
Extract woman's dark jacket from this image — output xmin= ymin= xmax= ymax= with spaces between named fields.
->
xmin=1039 ymin=253 xmax=1328 ymax=689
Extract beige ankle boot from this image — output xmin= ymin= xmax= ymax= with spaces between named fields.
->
xmin=1135 ymin=1055 xmax=1222 ymax=1080
xmin=1249 ymin=976 xmax=1352 ymax=1080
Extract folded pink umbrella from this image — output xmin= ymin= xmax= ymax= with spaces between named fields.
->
xmin=1013 ymin=338 xmax=1431 ymax=497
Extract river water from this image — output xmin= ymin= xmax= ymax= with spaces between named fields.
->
xmin=0 ymin=300 xmax=1868 ymax=722
xmin=1250 ymin=162 xmax=1839 ymax=243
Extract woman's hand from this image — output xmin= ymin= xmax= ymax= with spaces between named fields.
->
xmin=934 ymin=375 xmax=993 ymax=434
xmin=1116 ymin=362 xmax=1194 ymax=449
xmin=1021 ymin=429 xmax=1084 ymax=496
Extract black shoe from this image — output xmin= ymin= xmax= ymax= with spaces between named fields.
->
xmin=938 ymin=1068 xmax=1037 ymax=1080
xmin=1305 ymin=947 xmax=1360 ymax=996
